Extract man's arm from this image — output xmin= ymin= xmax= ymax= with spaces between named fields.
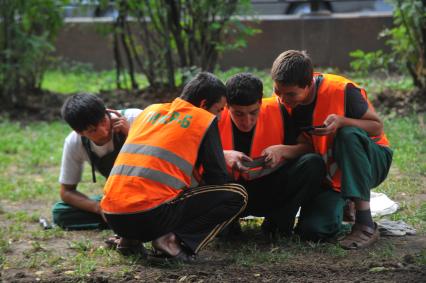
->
xmin=261 ymin=133 xmax=313 ymax=168
xmin=59 ymin=133 xmax=102 ymax=215
xmin=316 ymin=109 xmax=383 ymax=137
xmin=60 ymin=184 xmax=102 ymax=215
xmin=198 ymin=119 xmax=230 ymax=185
xmin=312 ymin=84 xmax=383 ymax=137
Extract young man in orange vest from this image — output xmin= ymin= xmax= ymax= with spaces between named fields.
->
xmin=101 ymin=72 xmax=247 ymax=262
xmin=271 ymin=50 xmax=393 ymax=249
xmin=219 ymin=73 xmax=326 ymax=238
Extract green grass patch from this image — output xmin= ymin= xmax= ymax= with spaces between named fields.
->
xmin=42 ymin=63 xmax=149 ymax=94
xmin=0 ymin=120 xmax=105 ymax=202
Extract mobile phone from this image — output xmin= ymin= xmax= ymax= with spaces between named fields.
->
xmin=300 ymin=125 xmax=326 ymax=132
xmin=241 ymin=156 xmax=267 ymax=168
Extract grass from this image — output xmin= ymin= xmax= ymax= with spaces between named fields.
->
xmin=41 ymin=63 xmax=150 ymax=94
xmin=0 ymin=69 xmax=425 ymax=280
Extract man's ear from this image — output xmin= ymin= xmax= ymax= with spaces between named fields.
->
xmin=200 ymin=99 xmax=208 ymax=110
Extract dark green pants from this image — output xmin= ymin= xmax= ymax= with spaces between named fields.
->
xmin=51 ymin=195 xmax=109 ymax=230
xmin=296 ymin=127 xmax=393 ymax=240
xmin=240 ymin=153 xmax=325 ymax=234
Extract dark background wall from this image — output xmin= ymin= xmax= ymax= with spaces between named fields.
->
xmin=54 ymin=13 xmax=393 ymax=71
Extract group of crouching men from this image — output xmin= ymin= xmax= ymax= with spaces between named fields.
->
xmin=53 ymin=50 xmax=393 ymax=263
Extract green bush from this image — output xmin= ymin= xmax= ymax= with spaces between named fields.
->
xmin=350 ymin=0 xmax=426 ymax=90
xmin=0 ymin=0 xmax=65 ymax=108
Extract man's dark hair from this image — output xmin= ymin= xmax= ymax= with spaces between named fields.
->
xmin=180 ymin=72 xmax=226 ymax=108
xmin=61 ymin=93 xmax=106 ymax=132
xmin=225 ymin=73 xmax=263 ymax=106
xmin=271 ymin=50 xmax=313 ymax=88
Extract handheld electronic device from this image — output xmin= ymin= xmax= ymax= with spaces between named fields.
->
xmin=300 ymin=124 xmax=326 ymax=132
xmin=240 ymin=156 xmax=267 ymax=168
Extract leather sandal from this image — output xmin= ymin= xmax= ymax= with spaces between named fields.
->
xmin=339 ymin=222 xmax=380 ymax=250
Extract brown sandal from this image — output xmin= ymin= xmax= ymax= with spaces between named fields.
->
xmin=339 ymin=222 xmax=379 ymax=250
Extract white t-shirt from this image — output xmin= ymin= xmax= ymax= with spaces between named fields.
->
xmin=59 ymin=108 xmax=143 ymax=185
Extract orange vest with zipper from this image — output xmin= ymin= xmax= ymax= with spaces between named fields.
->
xmin=101 ymin=98 xmax=215 ymax=213
xmin=218 ymin=97 xmax=285 ymax=180
xmin=312 ymin=73 xmax=390 ymax=192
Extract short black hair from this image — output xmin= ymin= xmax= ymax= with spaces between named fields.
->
xmin=180 ymin=72 xmax=226 ymax=108
xmin=225 ymin=73 xmax=263 ymax=106
xmin=61 ymin=93 xmax=106 ymax=132
xmin=271 ymin=50 xmax=313 ymax=88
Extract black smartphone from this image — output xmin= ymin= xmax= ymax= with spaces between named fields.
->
xmin=241 ymin=156 xmax=267 ymax=168
xmin=300 ymin=125 xmax=326 ymax=132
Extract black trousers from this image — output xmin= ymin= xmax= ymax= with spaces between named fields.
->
xmin=239 ymin=153 xmax=326 ymax=233
xmin=105 ymin=183 xmax=247 ymax=254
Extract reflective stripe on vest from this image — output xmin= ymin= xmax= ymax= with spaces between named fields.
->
xmin=312 ymin=73 xmax=390 ymax=191
xmin=219 ymin=97 xmax=285 ymax=180
xmin=101 ymin=98 xmax=214 ymax=213
xmin=120 ymin=143 xmax=193 ymax=177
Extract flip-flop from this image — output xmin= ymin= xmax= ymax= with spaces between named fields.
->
xmin=104 ymin=235 xmax=120 ymax=249
xmin=105 ymin=235 xmax=147 ymax=257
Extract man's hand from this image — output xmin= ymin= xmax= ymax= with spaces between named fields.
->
xmin=311 ymin=114 xmax=343 ymax=136
xmin=60 ymin=184 xmax=102 ymax=215
xmin=224 ymin=150 xmax=252 ymax=173
xmin=261 ymin=145 xmax=285 ymax=168
xmin=95 ymin=203 xmax=108 ymax=223
xmin=107 ymin=109 xmax=130 ymax=136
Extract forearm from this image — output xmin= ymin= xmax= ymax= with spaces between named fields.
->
xmin=339 ymin=116 xmax=383 ymax=136
xmin=280 ymin=143 xmax=313 ymax=160
xmin=60 ymin=186 xmax=101 ymax=214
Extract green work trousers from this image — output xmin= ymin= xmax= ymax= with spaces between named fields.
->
xmin=51 ymin=195 xmax=109 ymax=230
xmin=296 ymin=127 xmax=393 ymax=240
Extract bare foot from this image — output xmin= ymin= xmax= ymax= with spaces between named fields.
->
xmin=152 ymin=233 xmax=182 ymax=256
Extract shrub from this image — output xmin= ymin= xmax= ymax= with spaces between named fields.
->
xmin=0 ymin=0 xmax=65 ymax=108
xmin=350 ymin=0 xmax=426 ymax=90
xmin=104 ymin=0 xmax=258 ymax=89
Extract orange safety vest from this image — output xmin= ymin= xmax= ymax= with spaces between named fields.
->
xmin=101 ymin=98 xmax=215 ymax=213
xmin=218 ymin=97 xmax=285 ymax=180
xmin=311 ymin=73 xmax=390 ymax=192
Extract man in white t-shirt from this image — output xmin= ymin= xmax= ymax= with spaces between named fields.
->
xmin=53 ymin=93 xmax=142 ymax=229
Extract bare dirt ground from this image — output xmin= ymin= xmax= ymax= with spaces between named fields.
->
xmin=1 ymin=200 xmax=425 ymax=283
xmin=5 ymin=85 xmax=426 ymax=122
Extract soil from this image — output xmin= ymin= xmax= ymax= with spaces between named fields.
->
xmin=3 ymin=87 xmax=182 ymax=123
xmin=374 ymin=88 xmax=426 ymax=115
xmin=1 ymin=198 xmax=426 ymax=283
